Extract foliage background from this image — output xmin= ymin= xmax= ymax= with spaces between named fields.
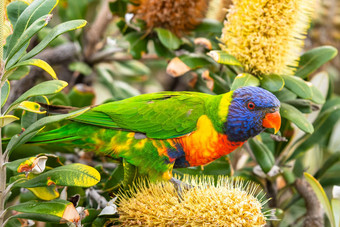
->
xmin=2 ymin=0 xmax=340 ymax=226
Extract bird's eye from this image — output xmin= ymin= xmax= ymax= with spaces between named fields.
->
xmin=247 ymin=102 xmax=255 ymax=110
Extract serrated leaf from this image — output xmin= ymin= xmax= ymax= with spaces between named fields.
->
xmin=260 ymin=74 xmax=284 ymax=92
xmin=5 ymin=0 xmax=58 ymax=58
xmin=207 ymin=51 xmax=242 ymax=66
xmin=8 ymin=199 xmax=79 ymax=223
xmin=7 ymin=65 xmax=30 ymax=80
xmin=6 ymin=80 xmax=67 ymax=114
xmin=1 ymin=80 xmax=10 ymax=107
xmin=282 ymin=75 xmax=312 ymax=99
xmin=231 ymin=73 xmax=260 ymax=90
xmin=5 ymin=14 xmax=51 ymax=67
xmin=280 ymin=103 xmax=314 ymax=133
xmin=296 ymin=46 xmax=338 ymax=79
xmin=0 ymin=115 xmax=19 ymax=127
xmin=304 ymin=172 xmax=335 ymax=227
xmin=17 ymin=101 xmax=46 ymax=114
xmin=21 ymin=20 xmax=87 ymax=61
xmin=8 ymin=59 xmax=57 ymax=80
xmin=15 ymin=163 xmax=100 ymax=188
xmin=155 ymin=28 xmax=182 ymax=50
xmin=5 ymin=108 xmax=89 ymax=157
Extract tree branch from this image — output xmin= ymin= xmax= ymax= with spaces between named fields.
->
xmin=295 ymin=178 xmax=324 ymax=227
xmin=7 ymin=42 xmax=78 ymax=107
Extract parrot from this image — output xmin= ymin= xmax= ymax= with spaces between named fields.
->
xmin=24 ymin=86 xmax=281 ymax=187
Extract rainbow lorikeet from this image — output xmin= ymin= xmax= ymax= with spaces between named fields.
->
xmin=28 ymin=86 xmax=281 ymax=185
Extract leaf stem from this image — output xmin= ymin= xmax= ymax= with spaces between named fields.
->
xmin=0 ymin=0 xmax=6 ymax=225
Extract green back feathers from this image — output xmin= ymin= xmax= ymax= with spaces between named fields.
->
xmin=73 ymin=92 xmax=221 ymax=139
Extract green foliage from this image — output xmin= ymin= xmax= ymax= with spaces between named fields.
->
xmin=1 ymin=0 xmax=339 ymax=226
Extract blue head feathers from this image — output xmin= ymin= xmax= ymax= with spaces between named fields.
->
xmin=225 ymin=86 xmax=280 ymax=142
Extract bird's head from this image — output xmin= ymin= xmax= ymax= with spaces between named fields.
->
xmin=224 ymin=86 xmax=281 ymax=142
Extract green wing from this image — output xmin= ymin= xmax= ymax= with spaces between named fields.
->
xmin=73 ymin=92 xmax=212 ymax=139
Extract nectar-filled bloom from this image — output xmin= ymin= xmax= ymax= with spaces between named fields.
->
xmin=131 ymin=0 xmax=209 ymax=37
xmin=220 ymin=0 xmax=315 ymax=76
xmin=117 ymin=176 xmax=269 ymax=226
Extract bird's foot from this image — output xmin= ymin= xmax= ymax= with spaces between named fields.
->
xmin=169 ymin=177 xmax=193 ymax=201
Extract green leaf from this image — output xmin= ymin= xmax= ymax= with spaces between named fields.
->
xmin=194 ymin=19 xmax=223 ymax=34
xmin=314 ymin=152 xmax=340 ymax=179
xmin=289 ymin=104 xmax=340 ymax=161
xmin=310 ymin=84 xmax=326 ymax=104
xmin=15 ymin=163 xmax=100 ymax=188
xmin=248 ymin=138 xmax=275 ymax=173
xmin=273 ymin=87 xmax=297 ymax=102
xmin=17 ymin=101 xmax=46 ymax=114
xmin=21 ymin=20 xmax=87 ymax=61
xmin=1 ymin=80 xmax=10 ymax=107
xmin=207 ymin=51 xmax=242 ymax=67
xmin=68 ymin=61 xmax=92 ymax=76
xmin=153 ymin=38 xmax=174 ymax=59
xmin=5 ymin=108 xmax=89 ymax=157
xmin=179 ymin=54 xmax=218 ymax=70
xmin=8 ymin=59 xmax=57 ymax=80
xmin=8 ymin=199 xmax=77 ymax=223
xmin=125 ymin=32 xmax=148 ymax=59
xmin=331 ymin=198 xmax=340 ymax=227
xmin=284 ymin=99 xmax=313 ymax=114
xmin=5 ymin=0 xmax=58 ymax=58
xmin=6 ymin=80 xmax=67 ymax=114
xmin=296 ymin=46 xmax=338 ymax=79
xmin=109 ymin=0 xmax=127 ymax=17
xmin=174 ymin=157 xmax=231 ymax=177
xmin=231 ymin=73 xmax=260 ymax=90
xmin=6 ymin=1 xmax=28 ymax=26
xmin=304 ymin=172 xmax=335 ymax=227
xmin=280 ymin=103 xmax=314 ymax=134
xmin=6 ymin=14 xmax=51 ymax=67
xmin=103 ymin=164 xmax=124 ymax=191
xmin=7 ymin=65 xmax=30 ymax=80
xmin=155 ymin=28 xmax=182 ymax=50
xmin=0 ymin=115 xmax=19 ymax=127
xmin=282 ymin=75 xmax=312 ymax=99
xmin=260 ymin=74 xmax=285 ymax=92
xmin=28 ymin=185 xmax=59 ymax=201
xmin=68 ymin=84 xmax=95 ymax=107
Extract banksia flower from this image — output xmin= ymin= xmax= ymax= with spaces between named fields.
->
xmin=206 ymin=0 xmax=232 ymax=21
xmin=131 ymin=0 xmax=209 ymax=37
xmin=117 ymin=176 xmax=269 ymax=226
xmin=220 ymin=0 xmax=315 ymax=76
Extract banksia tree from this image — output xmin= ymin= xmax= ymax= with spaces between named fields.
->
xmin=220 ymin=0 xmax=315 ymax=76
xmin=117 ymin=176 xmax=270 ymax=226
xmin=131 ymin=0 xmax=209 ymax=37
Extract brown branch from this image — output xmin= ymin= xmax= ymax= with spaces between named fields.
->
xmin=295 ymin=178 xmax=324 ymax=227
xmin=7 ymin=42 xmax=78 ymax=108
xmin=84 ymin=0 xmax=113 ymax=61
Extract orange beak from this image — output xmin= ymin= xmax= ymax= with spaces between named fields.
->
xmin=262 ymin=111 xmax=281 ymax=134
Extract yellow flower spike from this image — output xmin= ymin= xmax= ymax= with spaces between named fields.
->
xmin=220 ymin=0 xmax=316 ymax=76
xmin=117 ymin=175 xmax=271 ymax=226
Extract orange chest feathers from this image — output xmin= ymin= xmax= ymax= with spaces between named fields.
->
xmin=173 ymin=115 xmax=244 ymax=166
